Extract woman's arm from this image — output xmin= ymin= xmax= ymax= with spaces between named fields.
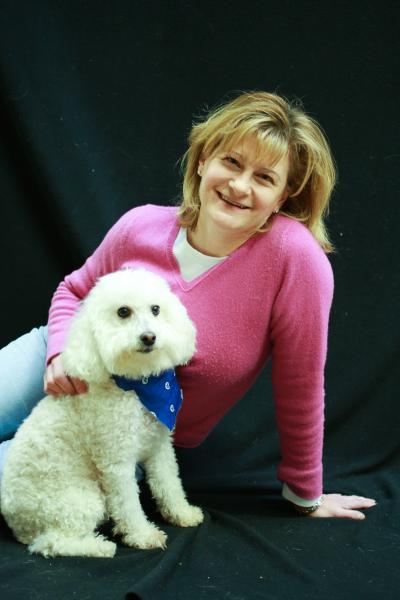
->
xmin=270 ymin=232 xmax=333 ymax=500
xmin=270 ymin=228 xmax=375 ymax=519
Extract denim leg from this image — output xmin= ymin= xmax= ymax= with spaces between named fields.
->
xmin=0 ymin=325 xmax=146 ymax=485
xmin=0 ymin=325 xmax=48 ymax=442
xmin=0 ymin=439 xmax=13 ymax=481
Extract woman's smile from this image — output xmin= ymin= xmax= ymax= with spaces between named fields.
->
xmin=216 ymin=190 xmax=250 ymax=210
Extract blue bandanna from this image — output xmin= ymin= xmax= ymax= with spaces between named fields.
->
xmin=111 ymin=369 xmax=183 ymax=431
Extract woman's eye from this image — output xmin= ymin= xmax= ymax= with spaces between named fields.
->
xmin=151 ymin=305 xmax=160 ymax=316
xmin=224 ymin=156 xmax=239 ymax=167
xmin=259 ymin=173 xmax=273 ymax=183
xmin=117 ymin=306 xmax=132 ymax=319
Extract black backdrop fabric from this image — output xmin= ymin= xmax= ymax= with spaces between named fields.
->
xmin=0 ymin=2 xmax=399 ymax=599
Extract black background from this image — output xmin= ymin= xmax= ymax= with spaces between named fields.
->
xmin=0 ymin=1 xmax=399 ymax=599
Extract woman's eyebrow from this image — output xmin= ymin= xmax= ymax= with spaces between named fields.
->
xmin=231 ymin=151 xmax=281 ymax=181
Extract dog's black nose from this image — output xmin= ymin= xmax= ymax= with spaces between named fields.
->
xmin=140 ymin=332 xmax=156 ymax=347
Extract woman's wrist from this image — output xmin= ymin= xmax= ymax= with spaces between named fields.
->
xmin=293 ymin=495 xmax=324 ymax=515
xmin=282 ymin=483 xmax=323 ymax=508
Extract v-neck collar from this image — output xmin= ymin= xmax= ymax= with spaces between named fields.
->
xmin=165 ymin=210 xmax=262 ymax=292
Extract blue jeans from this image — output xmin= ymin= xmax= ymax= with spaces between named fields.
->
xmin=0 ymin=325 xmax=48 ymax=480
xmin=0 ymin=325 xmax=144 ymax=482
xmin=0 ymin=325 xmax=48 ymax=442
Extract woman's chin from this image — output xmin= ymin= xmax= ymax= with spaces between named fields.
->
xmin=210 ymin=203 xmax=254 ymax=231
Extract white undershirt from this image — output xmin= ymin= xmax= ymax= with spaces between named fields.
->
xmin=172 ymin=227 xmax=321 ymax=508
xmin=172 ymin=226 xmax=227 ymax=281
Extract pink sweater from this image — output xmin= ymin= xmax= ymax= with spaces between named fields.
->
xmin=47 ymin=204 xmax=334 ymax=499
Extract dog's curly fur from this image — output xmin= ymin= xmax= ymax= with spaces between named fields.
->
xmin=0 ymin=269 xmax=203 ymax=558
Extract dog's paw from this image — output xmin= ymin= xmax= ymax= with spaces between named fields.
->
xmin=122 ymin=526 xmax=168 ymax=550
xmin=97 ymin=539 xmax=117 ymax=558
xmin=163 ymin=504 xmax=204 ymax=527
xmin=28 ymin=532 xmax=117 ymax=558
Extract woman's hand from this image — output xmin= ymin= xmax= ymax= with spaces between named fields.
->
xmin=44 ymin=354 xmax=88 ymax=397
xmin=308 ymin=493 xmax=377 ymax=520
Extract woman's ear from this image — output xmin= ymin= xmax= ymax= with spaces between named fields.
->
xmin=278 ymin=188 xmax=290 ymax=207
xmin=197 ymin=154 xmax=205 ymax=176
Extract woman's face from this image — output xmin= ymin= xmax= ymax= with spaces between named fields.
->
xmin=197 ymin=136 xmax=289 ymax=240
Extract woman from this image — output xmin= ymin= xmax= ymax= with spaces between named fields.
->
xmin=0 ymin=91 xmax=376 ymax=519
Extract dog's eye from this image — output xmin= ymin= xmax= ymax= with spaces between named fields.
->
xmin=151 ymin=305 xmax=160 ymax=316
xmin=117 ymin=306 xmax=132 ymax=319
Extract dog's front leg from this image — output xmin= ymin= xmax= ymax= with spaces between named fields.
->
xmin=144 ymin=439 xmax=204 ymax=528
xmin=100 ymin=466 xmax=167 ymax=550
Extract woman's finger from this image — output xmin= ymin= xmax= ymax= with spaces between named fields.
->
xmin=338 ymin=508 xmax=366 ymax=520
xmin=338 ymin=496 xmax=376 ymax=511
xmin=45 ymin=362 xmax=71 ymax=396
xmin=46 ymin=377 xmax=72 ymax=396
xmin=55 ymin=376 xmax=77 ymax=396
xmin=45 ymin=354 xmax=72 ymax=396
xmin=70 ymin=377 xmax=88 ymax=395
xmin=45 ymin=371 xmax=87 ymax=396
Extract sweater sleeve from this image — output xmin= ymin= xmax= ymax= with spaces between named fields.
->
xmin=270 ymin=226 xmax=334 ymax=500
xmin=46 ymin=209 xmax=135 ymax=365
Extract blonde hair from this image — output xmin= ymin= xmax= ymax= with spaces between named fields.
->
xmin=177 ymin=91 xmax=336 ymax=253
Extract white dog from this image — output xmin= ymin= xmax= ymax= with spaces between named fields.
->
xmin=0 ymin=269 xmax=203 ymax=558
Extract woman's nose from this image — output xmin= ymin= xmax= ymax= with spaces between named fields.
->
xmin=228 ymin=173 xmax=251 ymax=196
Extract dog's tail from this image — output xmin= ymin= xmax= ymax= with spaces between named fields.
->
xmin=28 ymin=531 xmax=116 ymax=558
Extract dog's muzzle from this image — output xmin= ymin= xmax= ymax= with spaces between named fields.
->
xmin=138 ymin=331 xmax=156 ymax=353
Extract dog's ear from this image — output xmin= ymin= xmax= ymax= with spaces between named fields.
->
xmin=62 ymin=304 xmax=109 ymax=382
xmin=167 ymin=294 xmax=197 ymax=365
